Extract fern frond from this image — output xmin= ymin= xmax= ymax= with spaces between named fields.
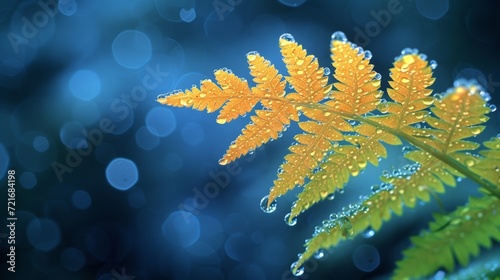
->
xmin=265 ymin=34 xmax=343 ymax=206
xmin=283 ymin=34 xmax=394 ymax=217
xmin=158 ymin=50 xmax=300 ymax=165
xmin=470 ymin=136 xmax=500 ymax=187
xmin=292 ymin=70 xmax=493 ymax=273
xmin=288 ymin=46 xmax=436 ymax=221
xmin=394 ymin=195 xmax=500 ymax=279
xmin=157 ymin=31 xmax=500 ymax=278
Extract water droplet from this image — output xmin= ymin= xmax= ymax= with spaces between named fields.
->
xmin=489 ymin=104 xmax=497 ymax=112
xmin=371 ymin=185 xmax=380 ymax=193
xmin=323 ymin=67 xmax=331 ymax=76
xmin=247 ymin=51 xmax=259 ymax=61
xmin=327 ymin=193 xmax=335 ymax=200
xmin=364 ymin=50 xmax=372 ymax=60
xmin=291 ymin=261 xmax=304 ymax=276
xmin=422 ymin=97 xmax=435 ymax=106
xmin=374 ymin=73 xmax=381 ymax=80
xmin=401 ymin=48 xmax=418 ymax=55
xmin=260 ymin=195 xmax=277 ymax=213
xmin=218 ymin=158 xmax=228 ymax=165
xmin=471 ymin=127 xmax=482 ymax=135
xmin=216 ymin=118 xmax=227 ymax=124
xmin=338 ymin=216 xmax=354 ymax=238
xmin=402 ymin=146 xmax=413 ymax=155
xmin=314 ymin=249 xmax=325 ymax=259
xmin=358 ymin=64 xmax=365 ymax=70
xmin=284 ymin=213 xmax=297 ymax=226
xmin=433 ymin=93 xmax=442 ymax=100
xmin=401 ymin=77 xmax=410 ymax=83
xmin=279 ymin=33 xmax=295 ymax=45
xmin=465 ymin=158 xmax=475 ymax=167
xmin=296 ymin=59 xmax=304 ymax=66
xmin=429 ymin=60 xmax=437 ymax=69
xmin=363 ymin=227 xmax=375 ymax=238
xmin=331 ymin=31 xmax=347 ymax=42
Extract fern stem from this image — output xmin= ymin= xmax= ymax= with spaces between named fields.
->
xmin=295 ymin=101 xmax=500 ymax=199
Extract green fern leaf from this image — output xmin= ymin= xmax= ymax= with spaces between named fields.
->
xmin=393 ymin=195 xmax=500 ymax=279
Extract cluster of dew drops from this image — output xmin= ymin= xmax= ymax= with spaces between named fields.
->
xmin=256 ymin=30 xmax=500 ymax=277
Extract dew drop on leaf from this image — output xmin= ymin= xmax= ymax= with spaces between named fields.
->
xmin=246 ymin=51 xmax=258 ymax=61
xmin=216 ymin=118 xmax=227 ymax=124
xmin=331 ymin=31 xmax=347 ymax=42
xmin=218 ymin=158 xmax=228 ymax=165
xmin=284 ymin=213 xmax=297 ymax=226
xmin=260 ymin=195 xmax=277 ymax=213
xmin=290 ymin=262 xmax=305 ymax=276
xmin=314 ymin=249 xmax=325 ymax=259
xmin=279 ymin=33 xmax=295 ymax=45
xmin=429 ymin=60 xmax=438 ymax=69
xmin=465 ymin=158 xmax=475 ymax=167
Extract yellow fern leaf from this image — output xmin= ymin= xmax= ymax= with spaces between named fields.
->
xmin=265 ymin=35 xmax=338 ymax=207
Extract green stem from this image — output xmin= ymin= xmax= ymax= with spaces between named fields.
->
xmin=294 ymin=101 xmax=500 ymax=200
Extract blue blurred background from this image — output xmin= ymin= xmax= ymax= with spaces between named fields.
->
xmin=0 ymin=0 xmax=499 ymax=279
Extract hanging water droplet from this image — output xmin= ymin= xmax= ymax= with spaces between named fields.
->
xmin=371 ymin=184 xmax=380 ymax=193
xmin=489 ymin=104 xmax=497 ymax=112
xmin=363 ymin=227 xmax=375 ymax=238
xmin=290 ymin=262 xmax=305 ymax=276
xmin=218 ymin=158 xmax=228 ymax=165
xmin=433 ymin=93 xmax=442 ymax=100
xmin=323 ymin=67 xmax=331 ymax=76
xmin=374 ymin=73 xmax=381 ymax=80
xmin=260 ymin=195 xmax=277 ymax=213
xmin=327 ymin=193 xmax=335 ymax=200
xmin=314 ymin=249 xmax=325 ymax=259
xmin=280 ymin=33 xmax=295 ymax=44
xmin=429 ymin=60 xmax=438 ymax=69
xmin=364 ymin=50 xmax=372 ymax=59
xmin=331 ymin=31 xmax=347 ymax=42
xmin=284 ymin=213 xmax=297 ymax=226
